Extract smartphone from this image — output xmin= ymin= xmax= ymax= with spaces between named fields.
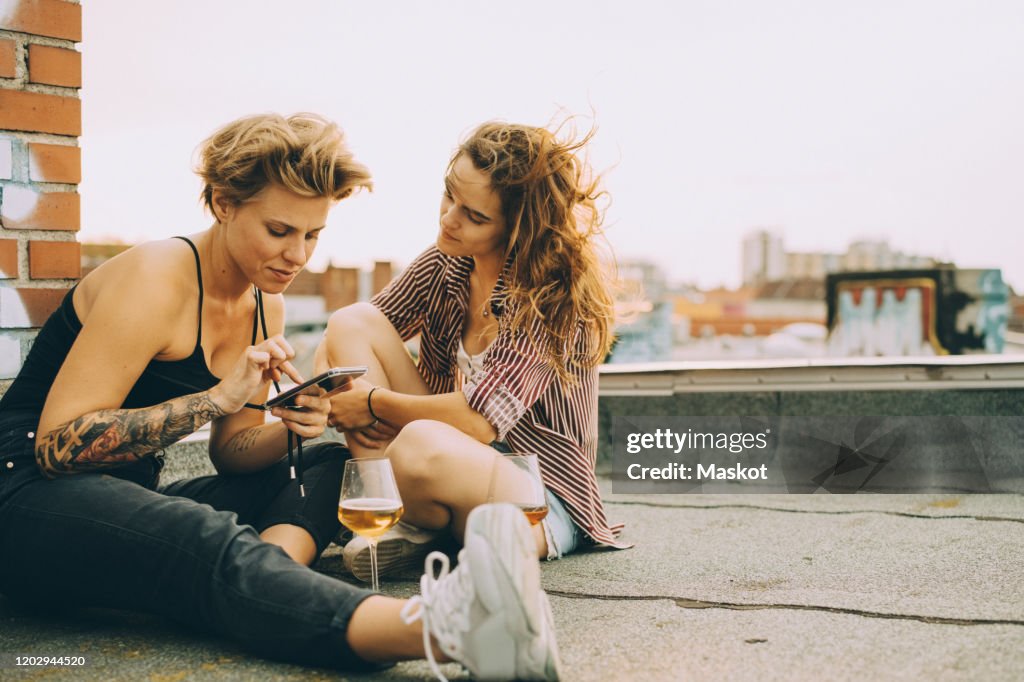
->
xmin=265 ymin=366 xmax=367 ymax=409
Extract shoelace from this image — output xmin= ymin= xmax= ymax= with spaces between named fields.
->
xmin=400 ymin=550 xmax=473 ymax=682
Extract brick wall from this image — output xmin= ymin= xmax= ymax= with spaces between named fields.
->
xmin=0 ymin=0 xmax=82 ymax=391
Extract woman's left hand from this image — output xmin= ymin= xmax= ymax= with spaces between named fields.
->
xmin=270 ymin=393 xmax=329 ymax=439
xmin=325 ymin=377 xmax=376 ymax=430
xmin=326 ymin=378 xmax=400 ymax=448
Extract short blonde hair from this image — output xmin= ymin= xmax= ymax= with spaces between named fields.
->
xmin=196 ymin=112 xmax=372 ymax=213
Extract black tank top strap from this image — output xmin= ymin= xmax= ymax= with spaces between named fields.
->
xmin=251 ymin=286 xmax=271 ymax=344
xmin=251 ymin=288 xmax=259 ymax=345
xmin=173 ymin=236 xmax=204 ymax=348
xmin=258 ymin=289 xmax=270 ymax=341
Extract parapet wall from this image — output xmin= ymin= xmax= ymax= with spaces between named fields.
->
xmin=596 ymin=358 xmax=1024 ymax=485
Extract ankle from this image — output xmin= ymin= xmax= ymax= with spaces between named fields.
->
xmin=429 ymin=635 xmax=453 ymax=664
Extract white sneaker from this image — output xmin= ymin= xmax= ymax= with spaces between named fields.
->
xmin=343 ymin=521 xmax=443 ymax=582
xmin=400 ymin=503 xmax=562 ymax=682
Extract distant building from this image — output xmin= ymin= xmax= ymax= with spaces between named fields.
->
xmin=672 ymin=281 xmax=824 ymax=339
xmin=748 ymin=279 xmax=827 ymax=321
xmin=608 ymin=259 xmax=673 ymax=362
xmin=785 ymin=251 xmax=842 ymax=280
xmin=741 ymin=229 xmax=786 ymax=286
xmin=841 ymin=239 xmax=937 ymax=273
xmin=742 ymin=230 xmax=940 ymax=283
xmin=1011 ymin=295 xmax=1024 ymax=334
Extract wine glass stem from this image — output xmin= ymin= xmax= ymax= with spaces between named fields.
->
xmin=368 ymin=538 xmax=380 ymax=592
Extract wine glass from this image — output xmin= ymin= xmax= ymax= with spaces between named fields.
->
xmin=338 ymin=458 xmax=403 ymax=591
xmin=488 ymin=453 xmax=549 ymax=526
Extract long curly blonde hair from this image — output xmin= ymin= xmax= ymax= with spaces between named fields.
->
xmin=454 ymin=120 xmax=616 ymax=382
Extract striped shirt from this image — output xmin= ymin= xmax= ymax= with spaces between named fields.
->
xmin=372 ymin=245 xmax=628 ymax=548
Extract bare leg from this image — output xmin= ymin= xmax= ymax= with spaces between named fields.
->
xmin=260 ymin=524 xmax=317 ymax=565
xmin=346 ymin=595 xmax=450 ymax=663
xmin=318 ymin=303 xmax=430 ymax=458
xmin=386 ymin=420 xmax=548 ymax=557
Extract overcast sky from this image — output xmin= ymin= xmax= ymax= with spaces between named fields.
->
xmin=81 ymin=0 xmax=1024 ymax=291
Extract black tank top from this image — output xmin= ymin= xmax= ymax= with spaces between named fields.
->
xmin=0 ymin=236 xmax=269 ymax=431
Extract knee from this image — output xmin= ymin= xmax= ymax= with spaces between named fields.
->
xmin=326 ymin=302 xmax=384 ymax=337
xmin=387 ymin=419 xmax=454 ymax=485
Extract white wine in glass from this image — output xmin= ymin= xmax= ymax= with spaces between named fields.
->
xmin=338 ymin=458 xmax=403 ymax=591
xmin=338 ymin=497 xmax=404 ymax=538
xmin=517 ymin=504 xmax=549 ymax=526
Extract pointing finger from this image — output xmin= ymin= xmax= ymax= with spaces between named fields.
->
xmin=278 ymin=360 xmax=303 ymax=385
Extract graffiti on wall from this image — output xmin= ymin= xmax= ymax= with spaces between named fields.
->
xmin=958 ymin=269 xmax=1009 ymax=353
xmin=826 ymin=269 xmax=1008 ymax=357
xmin=828 ymin=278 xmax=939 ymax=356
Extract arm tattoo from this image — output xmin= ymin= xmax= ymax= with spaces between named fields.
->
xmin=226 ymin=426 xmax=262 ymax=454
xmin=35 ymin=391 xmax=227 ymax=477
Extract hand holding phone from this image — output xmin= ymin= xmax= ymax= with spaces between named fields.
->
xmin=265 ymin=366 xmax=367 ymax=410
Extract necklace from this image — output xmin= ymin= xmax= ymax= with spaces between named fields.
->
xmin=472 ymin=273 xmax=499 ymax=319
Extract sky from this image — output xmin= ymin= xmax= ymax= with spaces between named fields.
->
xmin=80 ymin=0 xmax=1024 ymax=291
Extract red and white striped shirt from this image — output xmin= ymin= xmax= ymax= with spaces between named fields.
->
xmin=372 ymin=245 xmax=628 ymax=548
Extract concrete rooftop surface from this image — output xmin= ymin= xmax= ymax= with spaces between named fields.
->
xmin=2 ymin=479 xmax=1022 ymax=681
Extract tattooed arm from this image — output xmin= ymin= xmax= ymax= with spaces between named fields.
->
xmin=35 ymin=245 xmax=216 ymax=478
xmin=35 ymin=391 xmax=229 ymax=478
xmin=36 ymin=330 xmax=326 ymax=478
xmin=35 ymin=245 xmax=327 ymax=479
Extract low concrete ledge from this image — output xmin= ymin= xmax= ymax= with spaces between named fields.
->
xmin=595 ymin=361 xmax=1024 ymax=481
xmin=599 ymin=356 xmax=1024 ymax=394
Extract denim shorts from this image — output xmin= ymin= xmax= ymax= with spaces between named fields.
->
xmin=491 ymin=441 xmax=580 ymax=560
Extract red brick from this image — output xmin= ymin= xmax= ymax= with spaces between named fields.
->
xmin=0 ymin=39 xmax=16 ymax=79
xmin=0 ymin=89 xmax=80 ymax=136
xmin=7 ymin=287 xmax=69 ymax=327
xmin=1 ymin=190 xmax=79 ymax=231
xmin=1 ymin=0 xmax=82 ymax=42
xmin=28 ymin=143 xmax=80 ymax=183
xmin=29 ymin=240 xmax=79 ymax=278
xmin=27 ymin=44 xmax=80 ymax=87
xmin=0 ymin=239 xmax=18 ymax=279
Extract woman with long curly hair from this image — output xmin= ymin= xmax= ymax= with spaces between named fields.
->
xmin=318 ymin=120 xmax=630 ymax=581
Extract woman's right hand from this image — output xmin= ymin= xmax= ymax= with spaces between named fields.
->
xmin=211 ymin=335 xmax=302 ymax=413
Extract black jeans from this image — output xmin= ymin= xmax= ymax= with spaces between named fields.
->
xmin=0 ymin=412 xmax=378 ymax=670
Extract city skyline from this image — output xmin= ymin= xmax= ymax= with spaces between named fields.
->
xmin=79 ymin=1 xmax=1024 ymax=291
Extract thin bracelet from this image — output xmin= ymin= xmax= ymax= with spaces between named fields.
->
xmin=367 ymin=386 xmax=382 ymax=421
